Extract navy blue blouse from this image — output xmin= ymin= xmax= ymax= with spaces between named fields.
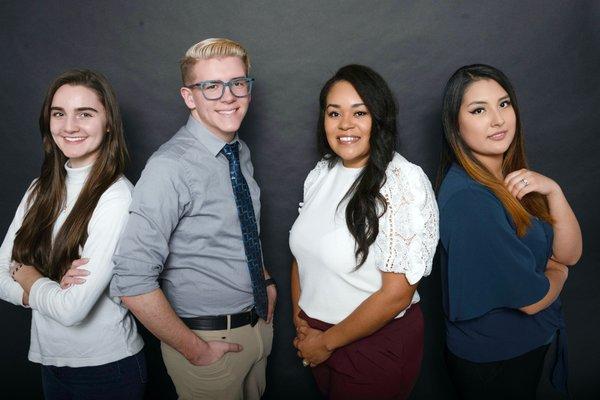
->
xmin=438 ymin=165 xmax=567 ymax=394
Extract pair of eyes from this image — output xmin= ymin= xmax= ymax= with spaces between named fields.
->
xmin=469 ymin=100 xmax=512 ymax=115
xmin=326 ymin=110 xmax=369 ymax=118
xmin=51 ymin=111 xmax=95 ymax=118
xmin=203 ymin=80 xmax=248 ymax=91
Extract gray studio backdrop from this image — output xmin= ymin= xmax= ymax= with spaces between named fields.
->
xmin=1 ymin=1 xmax=599 ymax=399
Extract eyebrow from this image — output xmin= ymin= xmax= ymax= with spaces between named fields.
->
xmin=50 ymin=106 xmax=99 ymax=112
xmin=466 ymin=96 xmax=510 ymax=107
xmin=326 ymin=103 xmax=366 ymax=109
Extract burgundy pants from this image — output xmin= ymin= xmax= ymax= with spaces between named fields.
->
xmin=300 ymin=304 xmax=424 ymax=400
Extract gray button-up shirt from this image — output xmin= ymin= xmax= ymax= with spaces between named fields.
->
xmin=110 ymin=116 xmax=260 ymax=317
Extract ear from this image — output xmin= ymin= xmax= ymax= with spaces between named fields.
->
xmin=180 ymin=87 xmax=196 ymax=110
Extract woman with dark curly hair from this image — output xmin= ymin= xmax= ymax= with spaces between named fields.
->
xmin=289 ymin=64 xmax=439 ymax=400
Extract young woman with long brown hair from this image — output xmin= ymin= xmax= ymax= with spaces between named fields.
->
xmin=0 ymin=70 xmax=145 ymax=399
xmin=437 ymin=64 xmax=582 ymax=399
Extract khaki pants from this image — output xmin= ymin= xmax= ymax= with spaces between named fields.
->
xmin=161 ymin=319 xmax=273 ymax=400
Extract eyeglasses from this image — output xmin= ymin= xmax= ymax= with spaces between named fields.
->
xmin=186 ymin=77 xmax=255 ymax=100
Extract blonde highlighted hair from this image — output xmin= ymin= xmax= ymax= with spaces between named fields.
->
xmin=180 ymin=38 xmax=250 ymax=85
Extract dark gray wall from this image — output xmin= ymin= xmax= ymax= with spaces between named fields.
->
xmin=1 ymin=1 xmax=598 ymax=398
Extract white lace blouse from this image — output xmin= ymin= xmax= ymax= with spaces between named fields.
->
xmin=289 ymin=153 xmax=439 ymax=324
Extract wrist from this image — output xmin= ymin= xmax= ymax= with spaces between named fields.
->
xmin=265 ymin=277 xmax=276 ymax=287
xmin=546 ymin=182 xmax=564 ymax=199
xmin=181 ymin=330 xmax=208 ymax=360
xmin=322 ymin=330 xmax=337 ymax=352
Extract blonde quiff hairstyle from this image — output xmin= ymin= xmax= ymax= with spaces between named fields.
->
xmin=180 ymin=38 xmax=251 ymax=85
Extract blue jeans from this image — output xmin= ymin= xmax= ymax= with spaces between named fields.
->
xmin=41 ymin=351 xmax=147 ymax=400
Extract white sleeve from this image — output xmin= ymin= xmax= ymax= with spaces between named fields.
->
xmin=28 ymin=187 xmax=131 ymax=326
xmin=0 ymin=185 xmax=35 ymax=307
xmin=375 ymin=162 xmax=439 ymax=284
xmin=298 ymin=160 xmax=328 ymax=213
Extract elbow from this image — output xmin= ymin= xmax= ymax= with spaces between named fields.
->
xmin=56 ymin=311 xmax=87 ymax=327
xmin=385 ymin=293 xmax=413 ymax=315
xmin=552 ymin=252 xmax=581 ymax=267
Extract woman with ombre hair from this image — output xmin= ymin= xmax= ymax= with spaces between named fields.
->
xmin=437 ymin=64 xmax=582 ymax=399
xmin=0 ymin=69 xmax=145 ymax=399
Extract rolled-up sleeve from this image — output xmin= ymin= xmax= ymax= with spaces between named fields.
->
xmin=110 ymin=156 xmax=191 ymax=297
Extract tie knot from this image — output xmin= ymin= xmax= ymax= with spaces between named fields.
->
xmin=221 ymin=142 xmax=240 ymax=162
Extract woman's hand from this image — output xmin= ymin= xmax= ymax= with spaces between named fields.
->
xmin=504 ymin=169 xmax=561 ymax=200
xmin=59 ymin=258 xmax=90 ymax=289
xmin=296 ymin=326 xmax=332 ymax=366
xmin=11 ymin=263 xmax=43 ymax=292
xmin=292 ymin=312 xmax=308 ymax=351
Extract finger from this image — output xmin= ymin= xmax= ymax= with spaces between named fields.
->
xmin=508 ymin=176 xmax=530 ymax=197
xmin=293 ymin=337 xmax=299 ymax=349
xmin=297 ymin=332 xmax=306 ymax=341
xmin=70 ymin=269 xmax=90 ymax=277
xmin=504 ymin=169 xmax=527 ymax=184
xmin=505 ymin=173 xmax=523 ymax=194
xmin=505 ymin=170 xmax=528 ymax=192
xmin=73 ymin=278 xmax=86 ymax=285
xmin=226 ymin=343 xmax=243 ymax=353
xmin=516 ymin=185 xmax=535 ymax=200
xmin=72 ymin=258 xmax=90 ymax=268
xmin=297 ymin=350 xmax=303 ymax=358
xmin=310 ymin=363 xmax=316 ymax=367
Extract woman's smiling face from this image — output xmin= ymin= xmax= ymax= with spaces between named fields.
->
xmin=324 ymin=80 xmax=372 ymax=168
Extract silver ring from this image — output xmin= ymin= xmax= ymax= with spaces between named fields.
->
xmin=521 ymin=178 xmax=529 ymax=187
xmin=302 ymin=359 xmax=310 ymax=367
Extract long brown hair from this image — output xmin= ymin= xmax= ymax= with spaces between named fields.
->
xmin=437 ymin=64 xmax=552 ymax=236
xmin=12 ymin=69 xmax=128 ymax=281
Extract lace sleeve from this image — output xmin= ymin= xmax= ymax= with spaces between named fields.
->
xmin=298 ymin=160 xmax=328 ymax=213
xmin=375 ymin=159 xmax=439 ymax=284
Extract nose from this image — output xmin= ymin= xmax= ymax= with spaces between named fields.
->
xmin=490 ymin=108 xmax=505 ymax=127
xmin=339 ymin=113 xmax=354 ymax=131
xmin=63 ymin=115 xmax=80 ymax=133
xmin=220 ymin=84 xmax=236 ymax=103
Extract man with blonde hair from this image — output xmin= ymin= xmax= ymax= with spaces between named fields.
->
xmin=110 ymin=38 xmax=276 ymax=400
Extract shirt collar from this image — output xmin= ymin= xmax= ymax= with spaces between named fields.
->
xmin=185 ymin=115 xmax=241 ymax=157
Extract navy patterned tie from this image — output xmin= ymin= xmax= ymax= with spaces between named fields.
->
xmin=221 ymin=142 xmax=268 ymax=320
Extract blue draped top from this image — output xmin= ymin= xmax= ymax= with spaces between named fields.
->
xmin=438 ymin=164 xmax=568 ymax=394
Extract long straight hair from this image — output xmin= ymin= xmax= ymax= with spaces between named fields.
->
xmin=437 ymin=64 xmax=552 ymax=235
xmin=12 ymin=69 xmax=128 ymax=281
xmin=317 ymin=65 xmax=397 ymax=268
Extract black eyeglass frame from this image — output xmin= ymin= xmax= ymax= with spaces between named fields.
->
xmin=185 ymin=77 xmax=255 ymax=100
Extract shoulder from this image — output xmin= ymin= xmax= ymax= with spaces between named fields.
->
xmin=437 ymin=166 xmax=499 ymax=210
xmin=303 ymin=158 xmax=330 ymax=194
xmin=150 ymin=126 xmax=200 ymax=166
xmin=97 ymin=176 xmax=133 ymax=207
xmin=382 ymin=153 xmax=433 ymax=197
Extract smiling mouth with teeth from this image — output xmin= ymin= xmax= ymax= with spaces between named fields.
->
xmin=63 ymin=137 xmax=86 ymax=142
xmin=217 ymin=109 xmax=237 ymax=115
xmin=338 ymin=136 xmax=360 ymax=143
